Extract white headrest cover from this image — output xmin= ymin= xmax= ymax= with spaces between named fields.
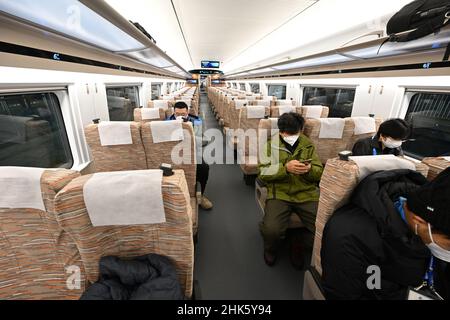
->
xmin=0 ymin=167 xmax=45 ymax=211
xmin=234 ymin=100 xmax=248 ymax=109
xmin=98 ymin=122 xmax=133 ymax=146
xmin=247 ymin=106 xmax=267 ymax=119
xmin=153 ymin=100 xmax=169 ymax=110
xmin=349 ymin=155 xmax=416 ymax=181
xmin=83 ymin=170 xmax=165 ymax=226
xmin=278 ymin=105 xmax=296 ymax=115
xmin=304 ymin=106 xmax=324 ymax=119
xmin=141 ymin=108 xmax=161 ymax=120
xmin=352 ymin=117 xmax=377 ymax=135
xmin=149 ymin=120 xmax=184 ymax=144
xmin=318 ymin=118 xmax=346 ymax=139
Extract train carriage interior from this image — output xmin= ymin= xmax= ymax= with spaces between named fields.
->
xmin=0 ymin=0 xmax=450 ymax=305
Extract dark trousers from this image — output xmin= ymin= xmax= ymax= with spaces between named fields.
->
xmin=259 ymin=199 xmax=318 ymax=254
xmin=196 ymin=162 xmax=209 ymax=194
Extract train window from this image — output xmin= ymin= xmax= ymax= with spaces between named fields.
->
xmin=403 ymin=92 xmax=450 ymax=159
xmin=0 ymin=92 xmax=73 ymax=168
xmin=106 ymin=86 xmax=140 ymax=121
xmin=233 ymin=83 xmax=238 ymax=89
xmin=250 ymin=83 xmax=260 ymax=94
xmin=303 ymin=87 xmax=355 ymax=118
xmin=151 ymin=83 xmax=162 ymax=100
xmin=268 ymin=84 xmax=287 ymax=100
xmin=240 ymin=83 xmax=246 ymax=91
xmin=166 ymin=83 xmax=173 ymax=94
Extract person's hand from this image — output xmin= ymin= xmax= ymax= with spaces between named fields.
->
xmin=286 ymin=160 xmax=311 ymax=175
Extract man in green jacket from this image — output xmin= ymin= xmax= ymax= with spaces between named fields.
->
xmin=258 ymin=112 xmax=323 ymax=269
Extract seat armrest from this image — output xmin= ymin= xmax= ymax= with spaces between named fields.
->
xmin=302 ymin=266 xmax=326 ymax=300
xmin=255 ymin=178 xmax=268 ymax=215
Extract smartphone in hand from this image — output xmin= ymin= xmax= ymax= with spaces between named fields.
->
xmin=299 ymin=158 xmax=313 ymax=165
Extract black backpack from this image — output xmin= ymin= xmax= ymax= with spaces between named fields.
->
xmin=387 ymin=0 xmax=450 ymax=58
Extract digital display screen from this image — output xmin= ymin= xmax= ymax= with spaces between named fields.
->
xmin=211 ymin=80 xmax=221 ymax=84
xmin=187 ymin=80 xmax=198 ymax=84
xmin=201 ymin=61 xmax=220 ymax=69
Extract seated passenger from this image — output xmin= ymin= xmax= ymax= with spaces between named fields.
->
xmin=258 ymin=113 xmax=324 ymax=269
xmin=169 ymin=102 xmax=213 ymax=210
xmin=321 ymin=168 xmax=450 ymax=300
xmin=352 ymin=119 xmax=410 ymax=156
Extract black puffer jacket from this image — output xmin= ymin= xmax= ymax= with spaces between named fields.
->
xmin=81 ymin=254 xmax=184 ymax=300
xmin=321 ymin=169 xmax=449 ymax=300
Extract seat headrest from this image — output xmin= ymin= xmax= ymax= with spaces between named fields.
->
xmin=303 ymin=105 xmax=324 ymax=119
xmin=352 ymin=117 xmax=377 ymax=135
xmin=152 ymin=100 xmax=169 ymax=110
xmin=83 ymin=170 xmax=165 ymax=227
xmin=140 ymin=108 xmax=161 ymax=120
xmin=149 ymin=120 xmax=184 ymax=144
xmin=234 ymin=100 xmax=248 ymax=109
xmin=349 ymin=155 xmax=416 ymax=181
xmin=246 ymin=106 xmax=267 ymax=119
xmin=98 ymin=122 xmax=133 ymax=146
xmin=0 ymin=167 xmax=46 ymax=211
xmin=278 ymin=105 xmax=296 ymax=115
xmin=318 ymin=118 xmax=346 ymax=139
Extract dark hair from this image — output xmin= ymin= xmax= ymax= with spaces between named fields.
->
xmin=278 ymin=112 xmax=305 ymax=135
xmin=174 ymin=101 xmax=189 ymax=110
xmin=377 ymin=118 xmax=410 ymax=140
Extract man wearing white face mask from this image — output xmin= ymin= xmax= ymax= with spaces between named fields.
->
xmin=321 ymin=167 xmax=450 ymax=300
xmin=169 ymin=102 xmax=213 ymax=210
xmin=352 ymin=119 xmax=410 ymax=156
xmin=258 ymin=113 xmax=324 ymax=269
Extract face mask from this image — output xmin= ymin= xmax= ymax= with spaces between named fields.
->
xmin=426 ymin=224 xmax=450 ymax=263
xmin=383 ymin=137 xmax=403 ymax=149
xmin=283 ymin=135 xmax=299 ymax=147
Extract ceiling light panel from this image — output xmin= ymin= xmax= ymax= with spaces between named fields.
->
xmin=0 ymin=0 xmax=145 ymax=52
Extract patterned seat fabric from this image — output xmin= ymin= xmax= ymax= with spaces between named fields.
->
xmin=54 ymin=170 xmax=194 ymax=299
xmin=422 ymin=157 xmax=450 ymax=181
xmin=312 ymin=158 xmax=429 ymax=275
xmin=0 ymin=169 xmax=85 ymax=300
xmin=84 ymin=122 xmax=147 ymax=172
xmin=303 ymin=118 xmax=354 ymax=164
xmin=237 ymin=107 xmax=271 ymax=175
xmin=298 ymin=106 xmax=330 ymax=119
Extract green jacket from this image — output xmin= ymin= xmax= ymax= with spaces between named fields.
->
xmin=258 ymin=134 xmax=323 ymax=203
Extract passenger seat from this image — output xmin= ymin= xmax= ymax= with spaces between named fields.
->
xmin=0 ymin=167 xmax=85 ymax=299
xmin=141 ymin=121 xmax=199 ymax=235
xmin=54 ymin=169 xmax=194 ymax=299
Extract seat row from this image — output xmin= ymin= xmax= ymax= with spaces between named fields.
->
xmin=160 ymin=87 xmax=200 ymax=116
xmin=84 ymin=119 xmax=199 ymax=236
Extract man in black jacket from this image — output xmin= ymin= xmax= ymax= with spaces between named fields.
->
xmin=321 ymin=168 xmax=450 ymax=300
xmin=169 ymin=101 xmax=213 ymax=210
xmin=352 ymin=119 xmax=410 ymax=156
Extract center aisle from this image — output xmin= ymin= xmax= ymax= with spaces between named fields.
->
xmin=193 ymin=91 xmax=305 ymax=300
